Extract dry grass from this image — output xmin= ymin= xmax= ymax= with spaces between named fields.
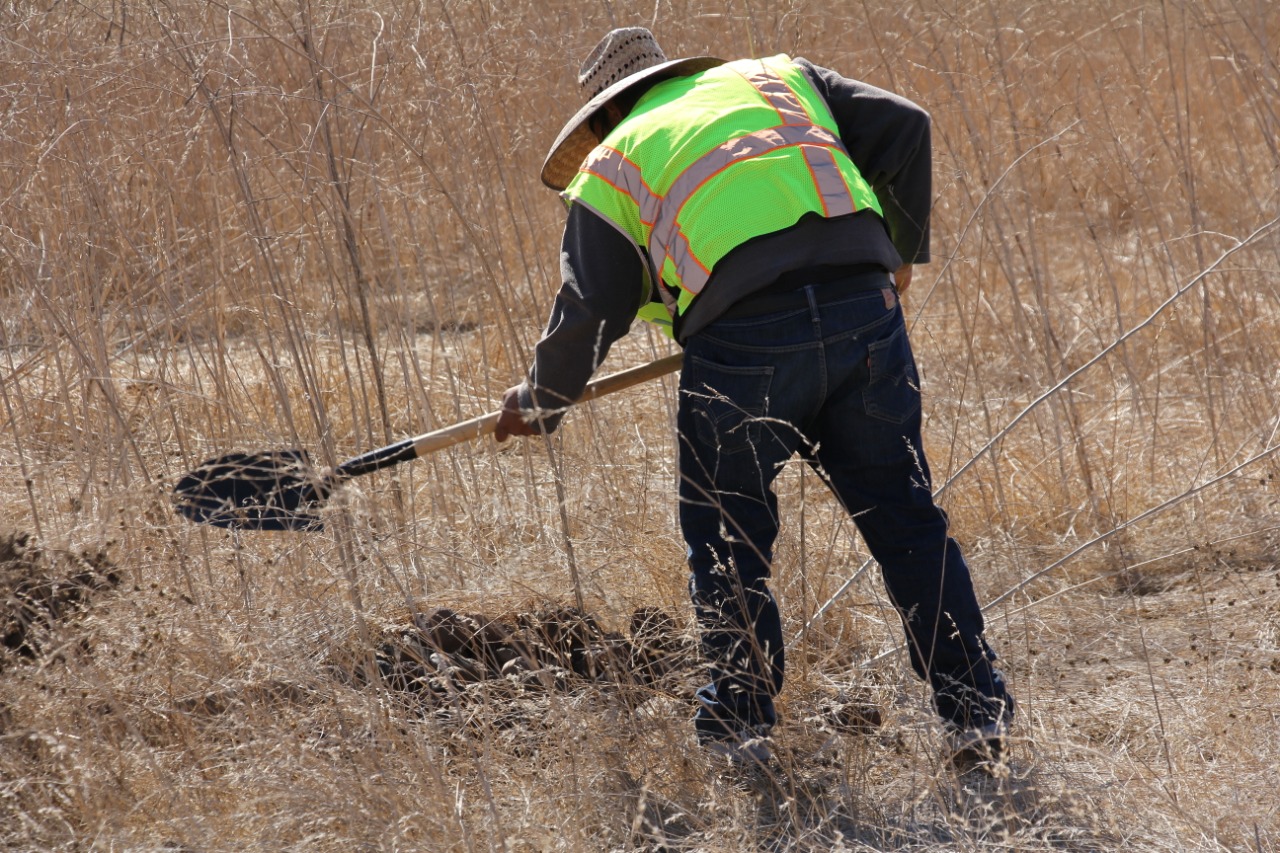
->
xmin=2 ymin=0 xmax=1278 ymax=849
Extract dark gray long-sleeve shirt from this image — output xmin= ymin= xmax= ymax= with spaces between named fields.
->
xmin=519 ymin=59 xmax=932 ymax=427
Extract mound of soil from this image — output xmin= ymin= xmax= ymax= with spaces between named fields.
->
xmin=371 ymin=603 xmax=698 ymax=703
xmin=1 ymin=528 xmax=120 ymax=667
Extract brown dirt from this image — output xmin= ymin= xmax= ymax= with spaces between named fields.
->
xmin=0 ymin=528 xmax=120 ymax=669
xmin=361 ymin=603 xmax=701 ymax=703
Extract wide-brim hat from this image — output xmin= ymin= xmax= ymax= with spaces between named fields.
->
xmin=540 ymin=28 xmax=724 ymax=191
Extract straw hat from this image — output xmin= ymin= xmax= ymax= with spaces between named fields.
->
xmin=539 ymin=28 xmax=724 ymax=191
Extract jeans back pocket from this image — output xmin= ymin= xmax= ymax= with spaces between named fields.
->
xmin=683 ymin=356 xmax=775 ymax=457
xmin=862 ymin=321 xmax=922 ymax=425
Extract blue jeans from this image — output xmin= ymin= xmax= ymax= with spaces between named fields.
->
xmin=678 ymin=274 xmax=1013 ymax=741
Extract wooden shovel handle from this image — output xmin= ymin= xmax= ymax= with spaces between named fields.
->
xmin=406 ymin=352 xmax=683 ymax=458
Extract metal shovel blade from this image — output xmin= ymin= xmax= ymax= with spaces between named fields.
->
xmin=172 ymin=449 xmax=332 ymax=531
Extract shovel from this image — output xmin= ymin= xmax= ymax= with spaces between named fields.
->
xmin=173 ymin=353 xmax=682 ymax=531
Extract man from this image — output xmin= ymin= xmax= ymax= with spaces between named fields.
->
xmin=496 ymin=27 xmax=1014 ymax=770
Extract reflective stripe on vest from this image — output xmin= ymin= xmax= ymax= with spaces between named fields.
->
xmin=742 ymin=56 xmax=869 ymax=209
xmin=571 ymin=56 xmax=880 ymax=316
xmin=580 ymin=147 xmax=661 ymax=226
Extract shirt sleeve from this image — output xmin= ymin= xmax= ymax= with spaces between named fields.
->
xmin=517 ymin=202 xmax=650 ymax=432
xmin=796 ymin=59 xmax=932 ymax=265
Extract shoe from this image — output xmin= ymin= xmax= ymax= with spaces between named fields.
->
xmin=702 ymin=726 xmax=773 ymax=768
xmin=949 ymin=719 xmax=1009 ymax=774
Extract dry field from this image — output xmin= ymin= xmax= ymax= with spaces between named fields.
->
xmin=2 ymin=0 xmax=1278 ymax=850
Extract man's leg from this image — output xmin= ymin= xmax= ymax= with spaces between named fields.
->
xmin=677 ymin=349 xmax=804 ymax=743
xmin=809 ymin=304 xmax=1014 ymax=732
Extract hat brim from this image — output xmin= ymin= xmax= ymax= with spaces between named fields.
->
xmin=539 ymin=55 xmax=726 ymax=191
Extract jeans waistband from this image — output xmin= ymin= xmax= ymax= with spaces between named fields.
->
xmin=721 ymin=265 xmax=891 ymax=320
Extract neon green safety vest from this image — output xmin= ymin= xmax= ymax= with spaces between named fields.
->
xmin=563 ymin=55 xmax=884 ymax=337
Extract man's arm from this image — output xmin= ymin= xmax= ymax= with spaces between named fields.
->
xmin=495 ymin=203 xmax=649 ymax=441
